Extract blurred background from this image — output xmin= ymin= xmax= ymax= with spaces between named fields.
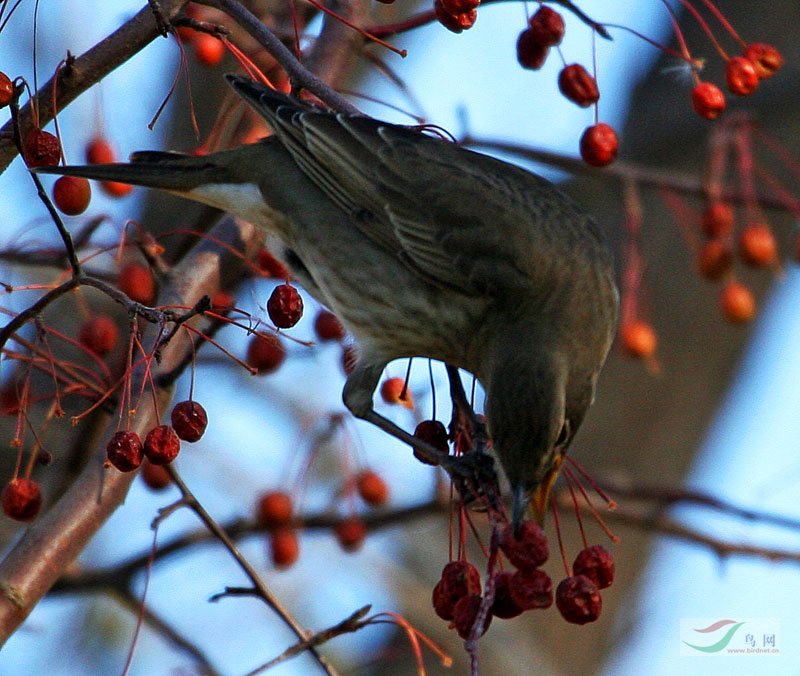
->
xmin=1 ymin=1 xmax=799 ymax=674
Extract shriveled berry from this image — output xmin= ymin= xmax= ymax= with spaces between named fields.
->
xmin=573 ymin=545 xmax=615 ymax=589
xmin=702 ymin=201 xmax=734 ymax=238
xmin=335 ymin=516 xmax=368 ymax=552
xmin=256 ymin=490 xmax=294 ymax=529
xmin=738 ymin=223 xmax=777 ymax=267
xmin=726 ymin=56 xmax=759 ymax=96
xmin=118 ymin=262 xmax=156 ymax=305
xmin=413 ymin=419 xmax=449 ymax=465
xmin=313 ymin=309 xmax=345 ymax=341
xmin=556 ymin=575 xmax=602 ymax=624
xmin=256 ymin=248 xmax=290 ymax=279
xmin=2 ymin=478 xmax=42 ymax=521
xmin=580 ymin=123 xmax=618 ymax=167
xmin=489 ymin=571 xmax=524 ymax=619
xmin=86 ymin=137 xmax=116 ymax=164
xmin=52 ymin=175 xmax=92 ymax=215
xmin=106 ymin=430 xmax=144 ymax=472
xmin=743 ymin=43 xmax=783 ymax=79
xmin=23 ymin=129 xmax=61 ymax=168
xmin=432 ymin=560 xmax=482 ymax=620
xmin=620 ymin=320 xmax=657 ymax=359
xmin=516 ymin=29 xmax=550 ymax=70
xmin=170 ymin=400 xmax=208 ymax=442
xmin=380 ymin=376 xmax=413 ymax=409
xmin=141 ymin=460 xmax=172 ymax=490
xmin=356 ymin=470 xmax=389 ymax=506
xmin=0 ymin=71 xmax=13 ymax=108
xmin=452 ymin=594 xmax=491 ymax=639
xmin=558 ymin=64 xmax=599 ymax=108
xmin=720 ymin=281 xmax=755 ymax=324
xmin=434 ymin=0 xmax=477 ymax=33
xmin=194 ymin=33 xmax=225 ymax=66
xmin=246 ymin=333 xmax=286 ymax=374
xmin=143 ymin=424 xmax=181 ymax=465
xmin=528 ymin=6 xmax=564 ymax=46
xmin=439 ymin=0 xmax=479 ymax=14
xmin=270 ymin=528 xmax=300 ymax=568
xmin=498 ymin=522 xmax=549 ymax=571
xmin=509 ymin=568 xmax=553 ymax=610
xmin=267 ymin=283 xmax=303 ymax=328
xmin=697 ymin=239 xmax=732 ymax=280
xmin=691 ymin=82 xmax=726 ymax=120
xmin=79 ymin=315 xmax=118 ymax=356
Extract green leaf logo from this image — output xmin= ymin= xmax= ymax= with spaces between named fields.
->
xmin=683 ymin=620 xmax=745 ymax=653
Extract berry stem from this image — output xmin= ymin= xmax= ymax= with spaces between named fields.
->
xmin=673 ymin=0 xmax=730 ymax=61
xmin=550 ymin=495 xmax=571 ymax=577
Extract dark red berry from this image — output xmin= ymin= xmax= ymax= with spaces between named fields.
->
xmin=0 ymin=71 xmax=13 ymax=109
xmin=572 ymin=545 xmax=615 ymax=590
xmin=697 ymin=240 xmax=732 ymax=280
xmin=555 ymin=575 xmax=602 ymax=625
xmin=256 ymin=248 xmax=290 ymax=279
xmin=143 ymin=425 xmax=181 ymax=465
xmin=432 ymin=560 xmax=482 ymax=621
xmin=106 ymin=430 xmax=144 ymax=472
xmin=498 ymin=522 xmax=549 ymax=571
xmin=23 ymin=129 xmax=61 ymax=168
xmin=2 ymin=478 xmax=42 ymax=521
xmin=516 ymin=29 xmax=549 ymax=70
xmin=141 ymin=460 xmax=172 ymax=490
xmin=439 ymin=0 xmax=479 ymax=14
xmin=434 ymin=0 xmax=477 ymax=33
xmin=489 ymin=571 xmax=524 ymax=619
xmin=413 ymin=419 xmax=449 ymax=466
xmin=170 ymin=400 xmax=208 ymax=442
xmin=580 ymin=123 xmax=618 ymax=167
xmin=509 ymin=568 xmax=553 ymax=610
xmin=313 ymin=309 xmax=345 ymax=341
xmin=558 ymin=64 xmax=599 ymax=108
xmin=702 ymin=201 xmax=734 ymax=238
xmin=247 ymin=333 xmax=286 ymax=373
xmin=528 ymin=6 xmax=564 ymax=46
xmin=270 ymin=528 xmax=300 ymax=568
xmin=267 ymin=283 xmax=303 ymax=329
xmin=256 ymin=490 xmax=294 ymax=529
xmin=452 ymin=594 xmax=491 ymax=639
xmin=78 ymin=315 xmax=118 ymax=356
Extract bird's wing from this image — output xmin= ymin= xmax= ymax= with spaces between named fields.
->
xmin=228 ymin=76 xmax=583 ymax=296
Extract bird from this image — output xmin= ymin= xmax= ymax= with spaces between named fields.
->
xmin=37 ymin=74 xmax=619 ymax=531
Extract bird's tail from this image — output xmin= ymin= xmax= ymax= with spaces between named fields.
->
xmin=33 ymin=150 xmax=236 ymax=193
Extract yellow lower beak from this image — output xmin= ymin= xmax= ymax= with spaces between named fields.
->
xmin=528 ymin=454 xmax=565 ymax=525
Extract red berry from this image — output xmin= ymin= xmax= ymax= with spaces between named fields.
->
xmin=556 ymin=575 xmax=602 ymax=624
xmin=78 ymin=315 xmax=118 ymax=356
xmin=697 ymin=240 xmax=732 ymax=281
xmin=118 ymin=262 xmax=156 ymax=305
xmin=313 ymin=309 xmax=345 ymax=342
xmin=579 ymin=123 xmax=618 ymax=167
xmin=380 ymin=376 xmax=413 ymax=409
xmin=439 ymin=0 xmax=479 ymax=14
xmin=194 ymin=33 xmax=225 ymax=66
xmin=23 ymin=128 xmax=61 ymax=168
xmin=738 ymin=223 xmax=777 ymax=267
xmin=691 ymin=82 xmax=726 ymax=120
xmin=516 ymin=29 xmax=550 ymax=70
xmin=0 ymin=71 xmax=13 ymax=109
xmin=726 ymin=56 xmax=759 ymax=96
xmin=498 ymin=522 xmax=549 ymax=571
xmin=720 ymin=281 xmax=756 ymax=324
xmin=488 ymin=572 xmax=524 ymax=619
xmin=256 ymin=248 xmax=290 ymax=279
xmin=106 ymin=430 xmax=144 ymax=472
xmin=170 ymin=400 xmax=208 ymax=442
xmin=270 ymin=528 xmax=300 ymax=568
xmin=432 ymin=560 xmax=482 ymax=620
xmin=246 ymin=333 xmax=286 ymax=374
xmin=509 ymin=568 xmax=553 ymax=610
xmin=413 ymin=419 xmax=449 ymax=465
xmin=86 ymin=137 xmax=116 ymax=164
xmin=452 ymin=594 xmax=491 ymax=639
xmin=2 ymin=478 xmax=42 ymax=521
xmin=572 ymin=545 xmax=615 ymax=589
xmin=558 ymin=64 xmax=599 ymax=108
xmin=52 ymin=176 xmax=92 ymax=215
xmin=620 ymin=320 xmax=657 ymax=359
xmin=267 ymin=283 xmax=304 ymax=329
xmin=743 ymin=43 xmax=783 ymax=79
xmin=702 ymin=201 xmax=734 ymax=238
xmin=141 ymin=460 xmax=172 ymax=490
xmin=356 ymin=470 xmax=389 ymax=506
xmin=335 ymin=516 xmax=368 ymax=552
xmin=211 ymin=291 xmax=235 ymax=311
xmin=101 ymin=180 xmax=133 ymax=198
xmin=433 ymin=0 xmax=477 ymax=33
xmin=256 ymin=490 xmax=294 ymax=529
xmin=528 ymin=6 xmax=565 ymax=47
xmin=143 ymin=424 xmax=181 ymax=465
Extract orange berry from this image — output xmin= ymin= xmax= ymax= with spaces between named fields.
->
xmin=118 ymin=262 xmax=156 ymax=304
xmin=738 ymin=223 xmax=777 ymax=267
xmin=256 ymin=490 xmax=294 ymax=529
xmin=691 ymin=82 xmax=726 ymax=120
xmin=620 ymin=320 xmax=657 ymax=359
xmin=334 ymin=516 xmax=368 ymax=552
xmin=720 ymin=282 xmax=755 ymax=323
xmin=697 ymin=239 xmax=732 ymax=280
xmin=269 ymin=528 xmax=300 ymax=568
xmin=53 ymin=176 xmax=91 ymax=215
xmin=85 ymin=137 xmax=116 ymax=164
xmin=380 ymin=376 xmax=413 ymax=409
xmin=743 ymin=43 xmax=783 ymax=80
xmin=356 ymin=470 xmax=389 ymax=507
xmin=78 ymin=314 xmax=119 ymax=356
xmin=726 ymin=56 xmax=759 ymax=96
xmin=194 ymin=33 xmax=225 ymax=66
xmin=701 ymin=202 xmax=734 ymax=238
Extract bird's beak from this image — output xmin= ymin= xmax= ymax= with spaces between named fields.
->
xmin=528 ymin=453 xmax=564 ymax=525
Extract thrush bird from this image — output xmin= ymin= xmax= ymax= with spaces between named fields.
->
xmin=37 ymin=75 xmax=619 ymax=529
